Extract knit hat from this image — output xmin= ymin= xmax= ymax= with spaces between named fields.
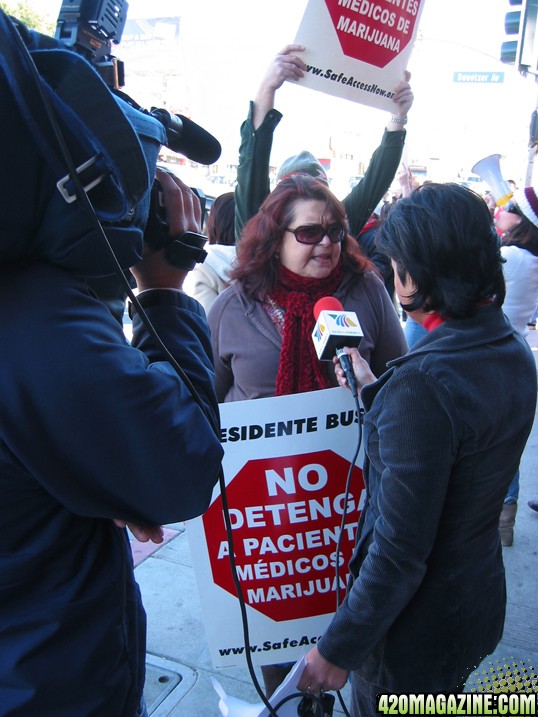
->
xmin=514 ymin=186 xmax=538 ymax=229
xmin=277 ymin=150 xmax=328 ymax=183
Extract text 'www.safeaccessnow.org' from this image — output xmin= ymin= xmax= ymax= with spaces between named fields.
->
xmin=218 ymin=635 xmax=319 ymax=657
xmin=306 ymin=64 xmax=395 ymax=98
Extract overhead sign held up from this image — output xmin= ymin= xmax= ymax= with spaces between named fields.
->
xmin=292 ymin=0 xmax=426 ymax=111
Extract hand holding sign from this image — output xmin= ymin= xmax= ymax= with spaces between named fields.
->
xmin=390 ymin=70 xmax=414 ymax=121
xmin=261 ymin=44 xmax=307 ymax=92
xmin=253 ymin=44 xmax=307 ymax=129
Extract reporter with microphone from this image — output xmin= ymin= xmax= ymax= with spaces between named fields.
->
xmin=207 ymin=173 xmax=407 ymax=695
xmin=297 ymin=183 xmax=537 ymax=714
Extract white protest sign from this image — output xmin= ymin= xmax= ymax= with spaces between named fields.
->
xmin=293 ymin=0 xmax=426 ymax=111
xmin=186 ymin=387 xmax=365 ymax=668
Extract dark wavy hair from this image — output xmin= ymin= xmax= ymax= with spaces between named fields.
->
xmin=206 ymin=191 xmax=235 ymax=246
xmin=230 ymin=174 xmax=373 ymax=298
xmin=377 ymin=182 xmax=505 ymax=319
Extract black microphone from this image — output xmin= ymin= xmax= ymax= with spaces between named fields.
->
xmin=150 ymin=108 xmax=222 ymax=165
xmin=312 ymin=297 xmax=363 ymax=398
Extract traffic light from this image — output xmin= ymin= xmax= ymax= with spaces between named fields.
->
xmin=500 ymin=0 xmax=522 ymax=64
xmin=500 ymin=0 xmax=538 ymax=75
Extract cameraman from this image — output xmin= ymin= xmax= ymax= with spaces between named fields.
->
xmin=0 ymin=167 xmax=223 ymax=717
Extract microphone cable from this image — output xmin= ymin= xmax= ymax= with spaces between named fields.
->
xmin=333 ymin=386 xmax=363 ymax=717
xmin=218 ymin=463 xmax=281 ymax=717
xmin=334 ymin=389 xmax=363 ymax=609
xmin=219 ymin=460 xmax=341 ymax=715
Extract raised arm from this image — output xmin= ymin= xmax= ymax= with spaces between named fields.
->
xmin=343 ymin=72 xmax=414 ymax=236
xmin=234 ymin=45 xmax=306 ymax=242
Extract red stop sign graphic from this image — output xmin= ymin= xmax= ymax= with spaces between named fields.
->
xmin=203 ymin=450 xmax=365 ymax=622
xmin=324 ymin=0 xmax=421 ymax=69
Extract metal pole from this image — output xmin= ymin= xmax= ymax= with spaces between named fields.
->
xmin=526 ymin=142 xmax=536 ymax=188
xmin=524 ymin=30 xmax=538 ymax=185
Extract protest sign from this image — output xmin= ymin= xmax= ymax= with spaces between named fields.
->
xmin=293 ymin=0 xmax=426 ymax=111
xmin=186 ymin=387 xmax=365 ymax=667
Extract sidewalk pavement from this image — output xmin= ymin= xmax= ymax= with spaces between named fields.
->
xmin=134 ymin=331 xmax=538 ymax=716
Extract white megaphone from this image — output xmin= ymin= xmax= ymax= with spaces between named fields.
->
xmin=471 ymin=154 xmax=513 ymax=207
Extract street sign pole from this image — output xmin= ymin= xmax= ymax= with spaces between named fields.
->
xmin=526 ymin=80 xmax=538 ymax=186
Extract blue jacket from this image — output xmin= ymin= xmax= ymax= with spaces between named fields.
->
xmin=0 ymin=263 xmax=223 ymax=716
xmin=318 ymin=305 xmax=536 ymax=691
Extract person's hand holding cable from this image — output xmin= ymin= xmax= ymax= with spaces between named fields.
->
xmin=297 ymin=645 xmax=349 ymax=696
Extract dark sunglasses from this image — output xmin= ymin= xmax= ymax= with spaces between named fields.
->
xmin=285 ymin=222 xmax=345 ymax=245
xmin=505 ymin=201 xmax=524 ymax=217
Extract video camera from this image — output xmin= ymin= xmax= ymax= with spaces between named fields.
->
xmin=54 ymin=0 xmax=220 ymax=270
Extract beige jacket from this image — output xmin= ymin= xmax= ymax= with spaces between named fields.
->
xmin=183 ymin=244 xmax=236 ymax=314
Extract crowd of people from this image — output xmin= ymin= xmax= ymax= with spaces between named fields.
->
xmin=189 ymin=43 xmax=537 ymax=709
xmin=2 ymin=11 xmax=538 ymax=717
xmin=205 ymin=48 xmax=413 ymax=695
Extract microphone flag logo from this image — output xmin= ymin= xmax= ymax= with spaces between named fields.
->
xmin=312 ymin=309 xmax=363 ymax=361
xmin=327 ymin=312 xmax=359 ymax=328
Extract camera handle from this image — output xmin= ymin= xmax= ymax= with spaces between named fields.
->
xmin=166 ymin=232 xmax=208 ymax=271
xmin=144 ymin=179 xmax=208 ymax=271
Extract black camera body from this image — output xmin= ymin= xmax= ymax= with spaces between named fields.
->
xmin=55 ymin=0 xmax=127 ymax=90
xmin=54 ymin=0 xmax=219 ymax=270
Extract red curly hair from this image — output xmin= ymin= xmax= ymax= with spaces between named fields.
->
xmin=230 ymin=175 xmax=374 ymax=299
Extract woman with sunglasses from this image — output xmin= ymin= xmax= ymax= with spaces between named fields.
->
xmin=208 ymin=174 xmax=407 ymax=405
xmin=207 ymin=173 xmax=407 ymax=695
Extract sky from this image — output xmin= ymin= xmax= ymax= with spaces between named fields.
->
xmin=11 ymin=0 xmax=538 ymax=188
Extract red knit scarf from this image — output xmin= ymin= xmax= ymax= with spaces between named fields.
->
xmin=268 ymin=263 xmax=344 ymax=396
